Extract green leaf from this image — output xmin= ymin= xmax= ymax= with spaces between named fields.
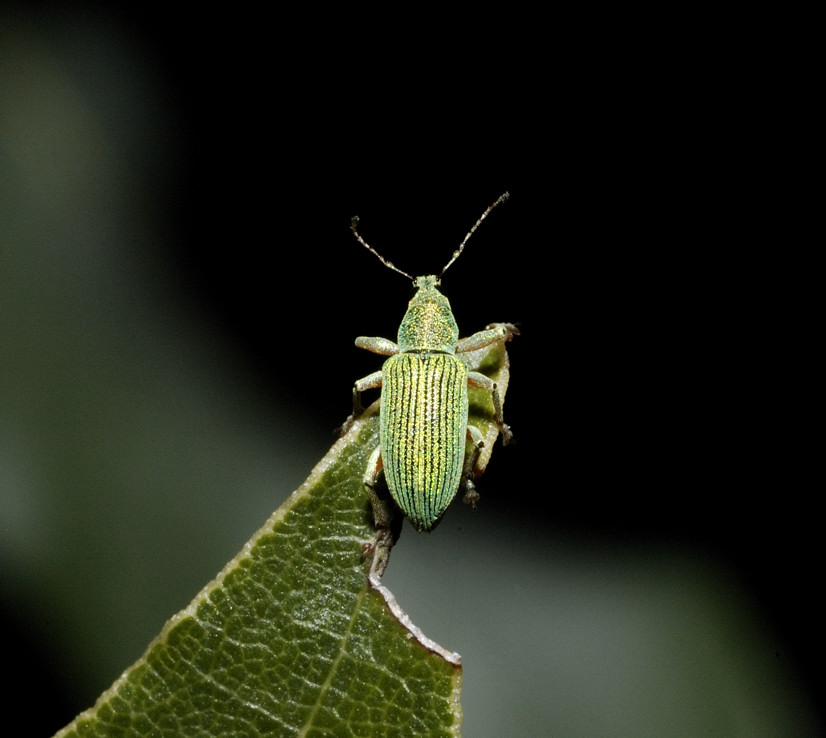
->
xmin=53 ymin=334 xmax=513 ymax=738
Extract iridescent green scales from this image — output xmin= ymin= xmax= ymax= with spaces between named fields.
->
xmin=381 ymin=326 xmax=469 ymax=532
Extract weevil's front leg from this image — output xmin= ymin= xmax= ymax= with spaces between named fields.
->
xmin=467 ymin=371 xmax=513 ymax=445
xmin=355 ymin=336 xmax=399 ymax=356
xmin=362 ymin=445 xmax=397 ymax=577
xmin=455 ymin=322 xmax=519 ymax=353
xmin=461 ymin=425 xmax=486 ymax=507
xmin=339 ymin=370 xmax=383 ymax=436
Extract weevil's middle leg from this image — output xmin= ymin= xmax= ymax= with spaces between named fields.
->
xmin=457 ymin=321 xmax=517 ymax=444
xmin=467 ymin=371 xmax=513 ymax=445
xmin=364 ymin=445 xmax=392 ymax=529
xmin=461 ymin=425 xmax=486 ymax=507
xmin=339 ymin=370 xmax=383 ymax=436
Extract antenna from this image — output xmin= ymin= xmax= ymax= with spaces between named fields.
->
xmin=351 ymin=191 xmax=510 ymax=281
xmin=351 ymin=215 xmax=414 ymax=281
xmin=440 ymin=192 xmax=510 ymax=276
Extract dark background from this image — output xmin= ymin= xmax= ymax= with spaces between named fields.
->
xmin=2 ymin=5 xmax=818 ymax=734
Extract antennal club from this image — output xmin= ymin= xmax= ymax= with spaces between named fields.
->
xmin=351 ymin=216 xmax=414 ymax=281
xmin=440 ymin=192 xmax=510 ymax=276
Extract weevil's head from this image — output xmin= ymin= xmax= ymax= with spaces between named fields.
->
xmin=397 ymin=275 xmax=459 ymax=353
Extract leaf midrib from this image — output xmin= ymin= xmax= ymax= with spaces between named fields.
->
xmin=297 ymin=573 xmax=370 ymax=736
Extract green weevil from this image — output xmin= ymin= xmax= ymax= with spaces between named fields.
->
xmin=341 ymin=193 xmax=517 ymax=560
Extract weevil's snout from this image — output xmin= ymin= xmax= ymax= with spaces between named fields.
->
xmin=412 ymin=275 xmax=441 ymax=291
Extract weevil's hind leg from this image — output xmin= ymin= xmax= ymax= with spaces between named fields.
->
xmin=461 ymin=425 xmax=486 ymax=507
xmin=368 ymin=527 xmax=395 ymax=579
xmin=362 ymin=445 xmax=399 ymax=577
xmin=467 ymin=371 xmax=513 ymax=445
